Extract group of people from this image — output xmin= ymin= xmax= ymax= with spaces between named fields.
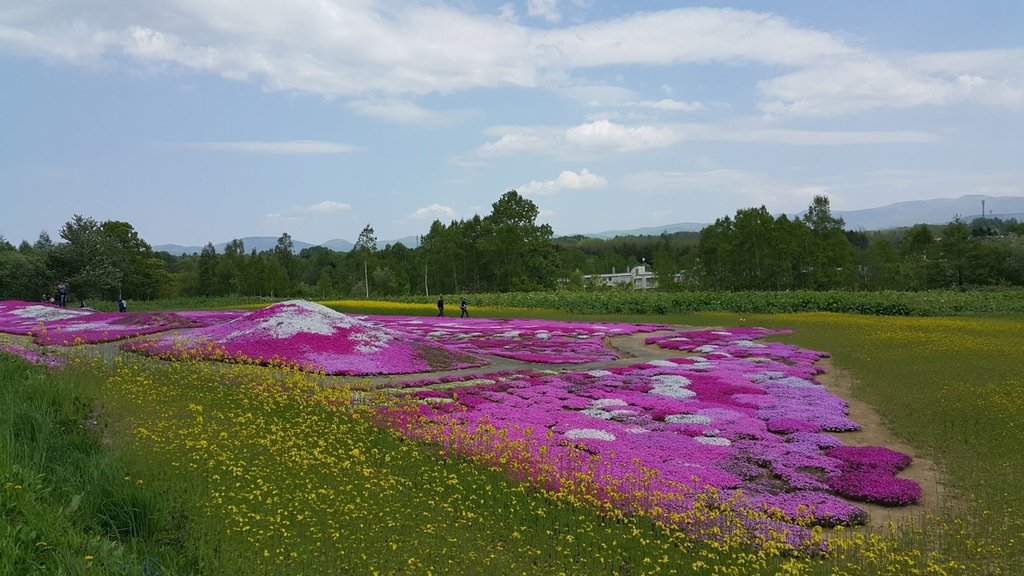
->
xmin=40 ymin=280 xmax=128 ymax=313
xmin=436 ymin=294 xmax=469 ymax=318
xmin=41 ymin=280 xmax=70 ymax=308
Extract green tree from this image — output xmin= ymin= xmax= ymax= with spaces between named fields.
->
xmin=939 ymin=217 xmax=972 ymax=290
xmin=354 ymin=225 xmax=377 ymax=297
xmin=478 ymin=190 xmax=557 ymax=291
xmin=50 ymin=215 xmax=122 ymax=300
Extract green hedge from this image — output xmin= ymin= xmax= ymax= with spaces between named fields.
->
xmin=391 ymin=289 xmax=1024 ymax=316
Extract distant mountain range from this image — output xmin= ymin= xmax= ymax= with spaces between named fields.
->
xmin=153 ymin=235 xmax=414 ymax=256
xmin=153 ymin=195 xmax=1023 ymax=255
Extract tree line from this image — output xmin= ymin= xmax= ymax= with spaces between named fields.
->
xmin=3 ymin=192 xmax=1023 ymax=304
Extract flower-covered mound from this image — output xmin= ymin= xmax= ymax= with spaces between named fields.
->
xmin=122 ymin=300 xmax=488 ymax=375
xmin=0 ymin=300 xmax=219 ymax=345
xmin=386 ymin=331 xmax=921 ymax=545
xmin=366 ymin=315 xmax=672 ymax=363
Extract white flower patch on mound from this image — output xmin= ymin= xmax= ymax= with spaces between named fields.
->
xmin=695 ymin=436 xmax=732 ymax=446
xmin=586 ymin=369 xmax=613 ymax=377
xmin=565 ymin=428 xmax=616 ymax=441
xmin=591 ymin=398 xmax=628 ymax=408
xmin=666 ymin=414 xmax=712 ymax=425
xmin=647 ymin=360 xmax=678 ymax=367
xmin=125 ymin=300 xmax=486 ymax=376
xmin=12 ymin=306 xmax=91 ymax=322
xmin=650 ymin=373 xmax=696 ymax=400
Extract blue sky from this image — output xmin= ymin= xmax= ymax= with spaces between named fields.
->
xmin=1 ymin=1 xmax=1022 ymax=247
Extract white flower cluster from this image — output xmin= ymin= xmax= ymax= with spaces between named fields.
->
xmin=666 ymin=413 xmax=712 ymax=425
xmin=649 ymin=373 xmax=695 ymax=399
xmin=12 ymin=306 xmax=89 ymax=321
xmin=565 ymin=428 xmax=616 ymax=441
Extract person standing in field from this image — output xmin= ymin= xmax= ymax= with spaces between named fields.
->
xmin=460 ymin=296 xmax=468 ymax=318
xmin=437 ymin=294 xmax=445 ymax=317
xmin=57 ymin=280 xmax=68 ymax=308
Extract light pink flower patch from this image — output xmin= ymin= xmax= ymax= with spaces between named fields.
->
xmin=0 ymin=300 xmax=215 ymax=345
xmin=366 ymin=315 xmax=672 ymax=363
xmin=123 ymin=300 xmax=487 ymax=375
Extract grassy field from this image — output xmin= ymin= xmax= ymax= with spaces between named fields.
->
xmin=2 ymin=299 xmax=1022 ymax=574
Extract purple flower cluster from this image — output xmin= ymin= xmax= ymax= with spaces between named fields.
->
xmin=122 ymin=300 xmax=488 ymax=375
xmin=825 ymin=446 xmax=921 ymax=506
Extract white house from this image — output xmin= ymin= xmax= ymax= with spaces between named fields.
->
xmin=583 ymin=265 xmax=657 ymax=290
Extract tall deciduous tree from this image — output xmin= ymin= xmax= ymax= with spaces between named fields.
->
xmin=479 ymin=190 xmax=557 ymax=291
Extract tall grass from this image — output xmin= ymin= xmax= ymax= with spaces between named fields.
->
xmin=0 ymin=355 xmax=196 ymax=575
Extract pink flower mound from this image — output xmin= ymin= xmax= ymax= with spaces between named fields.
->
xmin=370 ymin=316 xmax=672 ymax=363
xmin=0 ymin=300 xmax=209 ymax=345
xmin=0 ymin=344 xmax=66 ymax=369
xmin=123 ymin=300 xmax=487 ymax=375
xmin=825 ymin=446 xmax=921 ymax=506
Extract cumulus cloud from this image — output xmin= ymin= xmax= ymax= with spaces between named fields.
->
xmin=180 ymin=140 xmax=359 ymax=154
xmin=409 ymin=203 xmax=457 ymax=221
xmin=519 ymin=169 xmax=607 ymax=195
xmin=565 ymin=120 xmax=680 ymax=151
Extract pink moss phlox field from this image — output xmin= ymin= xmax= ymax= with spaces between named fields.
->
xmin=122 ymin=300 xmax=488 ymax=375
xmin=646 ymin=327 xmax=830 ymax=365
xmin=0 ymin=300 xmax=236 ymax=345
xmin=367 ymin=315 xmax=673 ymax=363
xmin=0 ymin=343 xmax=67 ymax=369
xmin=389 ymin=333 xmax=920 ymax=536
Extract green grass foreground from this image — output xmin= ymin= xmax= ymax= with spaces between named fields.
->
xmin=2 ymin=303 xmax=1023 ymax=574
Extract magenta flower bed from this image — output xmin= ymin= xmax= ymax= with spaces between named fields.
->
xmin=824 ymin=446 xmax=921 ymax=506
xmin=0 ymin=300 xmax=229 ymax=345
xmin=386 ymin=329 xmax=920 ymax=540
xmin=367 ymin=315 xmax=672 ymax=363
xmin=0 ymin=343 xmax=67 ymax=368
xmin=122 ymin=300 xmax=488 ymax=375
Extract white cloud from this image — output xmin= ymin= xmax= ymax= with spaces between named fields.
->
xmin=180 ymin=140 xmax=359 ymax=154
xmin=527 ymin=0 xmax=561 ymax=23
xmin=625 ymin=99 xmax=705 ymax=112
xmin=0 ymin=5 xmax=851 ymax=97
xmin=565 ymin=120 xmax=680 ymax=151
xmin=409 ymin=203 xmax=457 ymax=221
xmin=348 ymin=99 xmax=454 ymax=126
xmin=477 ymin=120 xmax=934 ymax=157
xmin=477 ymin=130 xmax=554 ymax=155
xmin=519 ymin=169 xmax=607 ymax=195
xmin=266 ymin=200 xmax=353 ymax=226
xmin=8 ymin=3 xmax=1015 ymax=119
